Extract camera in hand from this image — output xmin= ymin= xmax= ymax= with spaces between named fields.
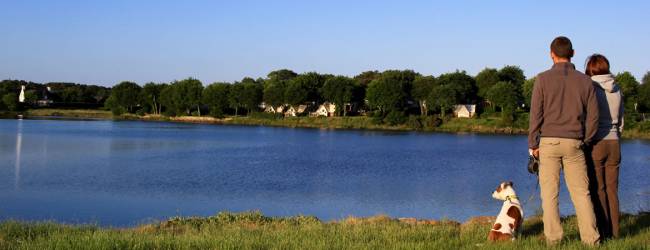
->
xmin=527 ymin=155 xmax=539 ymax=175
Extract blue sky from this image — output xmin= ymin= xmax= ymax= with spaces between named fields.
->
xmin=1 ymin=0 xmax=649 ymax=86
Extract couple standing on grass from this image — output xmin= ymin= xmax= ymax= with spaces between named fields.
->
xmin=528 ymin=36 xmax=624 ymax=246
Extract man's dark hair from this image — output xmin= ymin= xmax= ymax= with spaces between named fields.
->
xmin=550 ymin=36 xmax=573 ymax=59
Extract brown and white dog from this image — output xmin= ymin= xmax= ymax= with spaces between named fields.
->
xmin=487 ymin=181 xmax=524 ymax=241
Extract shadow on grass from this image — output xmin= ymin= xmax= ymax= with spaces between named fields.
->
xmin=521 ymin=216 xmax=544 ymax=238
xmin=620 ymin=212 xmax=650 ymax=237
xmin=521 ymin=212 xmax=650 ymax=241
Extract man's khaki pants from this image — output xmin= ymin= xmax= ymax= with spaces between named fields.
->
xmin=539 ymin=137 xmax=600 ymax=245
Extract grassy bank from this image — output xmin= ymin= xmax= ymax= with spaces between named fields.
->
xmin=25 ymin=109 xmax=114 ymax=120
xmin=1 ymin=211 xmax=648 ymax=249
xmin=19 ymin=108 xmax=650 ymax=139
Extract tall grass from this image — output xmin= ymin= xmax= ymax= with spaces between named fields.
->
xmin=25 ymin=109 xmax=113 ymax=119
xmin=1 ymin=211 xmax=648 ymax=249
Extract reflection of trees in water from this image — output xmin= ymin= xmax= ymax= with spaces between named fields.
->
xmin=15 ymin=120 xmax=22 ymax=190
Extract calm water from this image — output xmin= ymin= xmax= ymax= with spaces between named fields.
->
xmin=1 ymin=119 xmax=649 ymax=227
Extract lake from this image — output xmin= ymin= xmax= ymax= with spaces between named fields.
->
xmin=1 ymin=119 xmax=649 ymax=227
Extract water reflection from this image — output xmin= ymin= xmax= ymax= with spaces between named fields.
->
xmin=0 ymin=119 xmax=648 ymax=226
xmin=14 ymin=120 xmax=22 ymax=190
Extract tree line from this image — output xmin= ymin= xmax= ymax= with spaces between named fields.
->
xmin=0 ymin=80 xmax=110 ymax=111
xmin=3 ymin=68 xmax=650 ymax=127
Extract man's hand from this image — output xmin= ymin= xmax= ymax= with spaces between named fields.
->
xmin=529 ymin=148 xmax=540 ymax=159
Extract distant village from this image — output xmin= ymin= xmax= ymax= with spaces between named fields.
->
xmin=2 ymin=66 xmax=648 ymax=127
xmin=260 ymin=101 xmax=476 ymax=118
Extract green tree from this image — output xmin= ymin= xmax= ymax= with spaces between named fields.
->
xmin=242 ymin=81 xmax=263 ymax=114
xmin=141 ymin=82 xmax=165 ymax=115
xmin=436 ymin=71 xmax=477 ymax=104
xmin=498 ymin=65 xmax=526 ymax=86
xmin=61 ymin=85 xmax=84 ymax=103
xmin=202 ymin=82 xmax=230 ymax=118
xmin=0 ymin=80 xmax=20 ymax=97
xmin=522 ymin=77 xmax=536 ymax=108
xmin=104 ymin=95 xmax=123 ymax=115
xmin=173 ymin=78 xmax=204 ymax=116
xmin=411 ymin=75 xmax=436 ymax=116
xmin=109 ymin=81 xmax=141 ymax=113
xmin=427 ymin=84 xmax=457 ymax=117
xmin=498 ymin=65 xmax=526 ymax=107
xmin=637 ymin=71 xmax=650 ymax=112
xmin=486 ymin=81 xmax=519 ymax=122
xmin=228 ymin=82 xmax=245 ymax=116
xmin=354 ymin=71 xmax=381 ymax=87
xmin=285 ymin=72 xmax=329 ymax=105
xmin=475 ymin=68 xmax=500 ymax=100
xmin=263 ymin=79 xmax=287 ymax=108
xmin=366 ymin=70 xmax=418 ymax=115
xmin=159 ymin=84 xmax=177 ymax=116
xmin=2 ymin=93 xmax=19 ymax=111
xmin=267 ymin=69 xmax=298 ymax=81
xmin=24 ymin=90 xmax=39 ymax=104
xmin=322 ymin=76 xmax=356 ymax=116
xmin=616 ymin=71 xmax=640 ymax=112
xmin=285 ymin=78 xmax=309 ymax=106
xmin=85 ymin=85 xmax=111 ymax=104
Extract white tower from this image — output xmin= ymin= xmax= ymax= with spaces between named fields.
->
xmin=18 ymin=85 xmax=26 ymax=103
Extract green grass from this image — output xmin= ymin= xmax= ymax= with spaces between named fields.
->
xmin=1 ymin=211 xmax=648 ymax=249
xmin=25 ymin=109 xmax=113 ymax=119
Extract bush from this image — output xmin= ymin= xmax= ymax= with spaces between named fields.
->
xmin=111 ymin=106 xmax=126 ymax=116
xmin=135 ymin=108 xmax=146 ymax=116
xmin=499 ymin=109 xmax=516 ymax=126
xmin=384 ymin=111 xmax=407 ymax=125
xmin=424 ymin=116 xmax=443 ymax=128
xmin=513 ymin=112 xmax=529 ymax=129
xmin=478 ymin=108 xmax=497 ymax=118
xmin=163 ymin=109 xmax=177 ymax=117
xmin=636 ymin=120 xmax=650 ymax=132
xmin=2 ymin=93 xmax=19 ymax=111
xmin=370 ymin=111 xmax=384 ymax=125
xmin=209 ymin=109 xmax=225 ymax=119
xmin=407 ymin=115 xmax=423 ymax=130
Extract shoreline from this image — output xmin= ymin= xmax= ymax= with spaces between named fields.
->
xmin=7 ymin=108 xmax=650 ymax=140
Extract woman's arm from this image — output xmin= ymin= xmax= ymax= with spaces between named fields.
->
xmin=619 ymin=94 xmax=624 ymax=134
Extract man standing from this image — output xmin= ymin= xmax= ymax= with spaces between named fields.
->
xmin=528 ymin=36 xmax=600 ymax=245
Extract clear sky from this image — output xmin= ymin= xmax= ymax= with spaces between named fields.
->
xmin=1 ymin=0 xmax=649 ymax=87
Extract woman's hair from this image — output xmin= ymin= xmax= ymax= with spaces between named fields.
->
xmin=585 ymin=54 xmax=611 ymax=76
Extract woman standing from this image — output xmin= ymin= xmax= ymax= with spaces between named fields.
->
xmin=585 ymin=54 xmax=624 ymax=239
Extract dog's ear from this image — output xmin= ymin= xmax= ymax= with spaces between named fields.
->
xmin=506 ymin=181 xmax=514 ymax=187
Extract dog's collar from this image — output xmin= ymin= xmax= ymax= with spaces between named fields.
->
xmin=506 ymin=195 xmax=519 ymax=202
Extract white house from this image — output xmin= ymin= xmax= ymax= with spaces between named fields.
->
xmin=264 ymin=105 xmax=285 ymax=114
xmin=453 ymin=104 xmax=476 ymax=118
xmin=284 ymin=105 xmax=309 ymax=117
xmin=18 ymin=85 xmax=25 ymax=103
xmin=310 ymin=102 xmax=336 ymax=117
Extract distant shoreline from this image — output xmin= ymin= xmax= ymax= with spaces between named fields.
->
xmin=7 ymin=108 xmax=650 ymax=140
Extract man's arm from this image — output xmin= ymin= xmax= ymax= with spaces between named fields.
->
xmin=528 ymin=77 xmax=543 ymax=150
xmin=584 ymin=83 xmax=599 ymax=144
